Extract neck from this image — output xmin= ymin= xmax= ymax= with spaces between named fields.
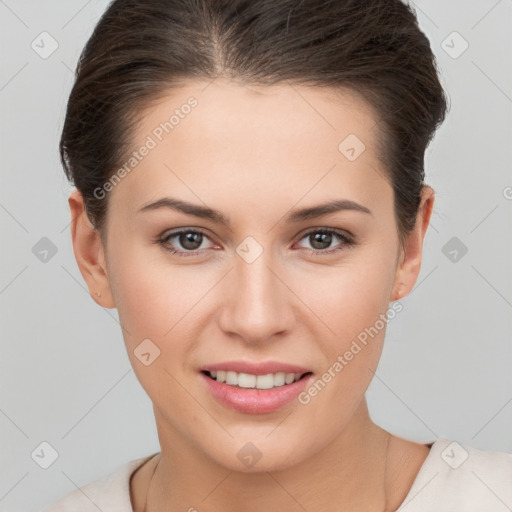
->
xmin=147 ymin=399 xmax=395 ymax=512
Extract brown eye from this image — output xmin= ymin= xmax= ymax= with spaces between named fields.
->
xmin=296 ymin=228 xmax=355 ymax=255
xmin=309 ymin=231 xmax=334 ymax=250
xmin=177 ymin=231 xmax=203 ymax=250
xmin=158 ymin=229 xmax=214 ymax=257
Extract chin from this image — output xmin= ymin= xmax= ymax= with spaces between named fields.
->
xmin=200 ymin=431 xmax=317 ymax=474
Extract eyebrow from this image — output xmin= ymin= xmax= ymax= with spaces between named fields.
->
xmin=137 ymin=197 xmax=372 ymax=227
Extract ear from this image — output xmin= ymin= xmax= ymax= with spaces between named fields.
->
xmin=390 ymin=186 xmax=435 ymax=302
xmin=68 ymin=189 xmax=116 ymax=308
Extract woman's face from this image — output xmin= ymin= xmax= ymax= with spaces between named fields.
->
xmin=77 ymin=78 xmax=431 ymax=471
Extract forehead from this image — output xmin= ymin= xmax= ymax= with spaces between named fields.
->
xmin=110 ymin=78 xmax=391 ymax=219
xmin=137 ymin=78 xmax=380 ymax=150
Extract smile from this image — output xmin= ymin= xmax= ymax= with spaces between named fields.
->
xmin=199 ymin=362 xmax=314 ymax=414
xmin=203 ymin=370 xmax=307 ymax=389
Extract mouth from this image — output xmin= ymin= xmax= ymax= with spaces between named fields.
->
xmin=201 ymin=370 xmax=312 ymax=390
xmin=199 ymin=363 xmax=314 ymax=414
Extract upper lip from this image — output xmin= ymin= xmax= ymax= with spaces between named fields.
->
xmin=200 ymin=360 xmax=312 ymax=376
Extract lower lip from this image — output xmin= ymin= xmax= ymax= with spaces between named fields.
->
xmin=200 ymin=372 xmax=313 ymax=414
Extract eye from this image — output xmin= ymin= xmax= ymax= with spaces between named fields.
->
xmin=295 ymin=228 xmax=355 ymax=255
xmin=157 ymin=228 xmax=216 ymax=257
xmin=156 ymin=227 xmax=355 ymax=258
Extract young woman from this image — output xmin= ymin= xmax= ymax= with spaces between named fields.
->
xmin=43 ymin=0 xmax=512 ymax=510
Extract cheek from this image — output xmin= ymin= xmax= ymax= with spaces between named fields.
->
xmin=297 ymin=248 xmax=396 ymax=346
xmin=294 ymin=242 xmax=396 ymax=404
xmin=106 ymin=242 xmax=197 ymax=383
xmin=297 ymin=266 xmax=392 ymax=437
xmin=108 ymin=256 xmax=199 ymax=409
xmin=107 ymin=239 xmax=201 ymax=335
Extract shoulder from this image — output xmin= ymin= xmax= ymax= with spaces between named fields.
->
xmin=397 ymin=438 xmax=512 ymax=511
xmin=39 ymin=453 xmax=158 ymax=512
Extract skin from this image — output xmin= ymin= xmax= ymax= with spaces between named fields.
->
xmin=69 ymin=78 xmax=434 ymax=511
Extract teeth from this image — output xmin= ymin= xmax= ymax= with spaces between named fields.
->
xmin=285 ymin=373 xmax=295 ymax=385
xmin=273 ymin=372 xmax=286 ymax=386
xmin=226 ymin=371 xmax=238 ymax=385
xmin=208 ymin=371 xmax=304 ymax=389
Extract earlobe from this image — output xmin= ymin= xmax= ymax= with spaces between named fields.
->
xmin=68 ymin=189 xmax=116 ymax=308
xmin=391 ymin=186 xmax=435 ymax=302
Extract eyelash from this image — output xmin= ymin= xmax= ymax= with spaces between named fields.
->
xmin=156 ymin=228 xmax=355 ymax=258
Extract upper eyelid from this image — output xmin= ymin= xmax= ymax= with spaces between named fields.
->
xmin=160 ymin=228 xmax=219 ymax=251
xmin=161 ymin=228 xmax=215 ymax=242
xmin=296 ymin=226 xmax=352 ymax=239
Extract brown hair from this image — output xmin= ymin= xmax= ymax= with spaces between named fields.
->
xmin=60 ymin=0 xmax=448 ymax=248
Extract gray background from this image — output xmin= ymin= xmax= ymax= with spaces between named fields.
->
xmin=1 ymin=0 xmax=511 ymax=510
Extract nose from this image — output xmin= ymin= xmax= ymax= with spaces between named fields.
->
xmin=217 ymin=247 xmax=295 ymax=345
